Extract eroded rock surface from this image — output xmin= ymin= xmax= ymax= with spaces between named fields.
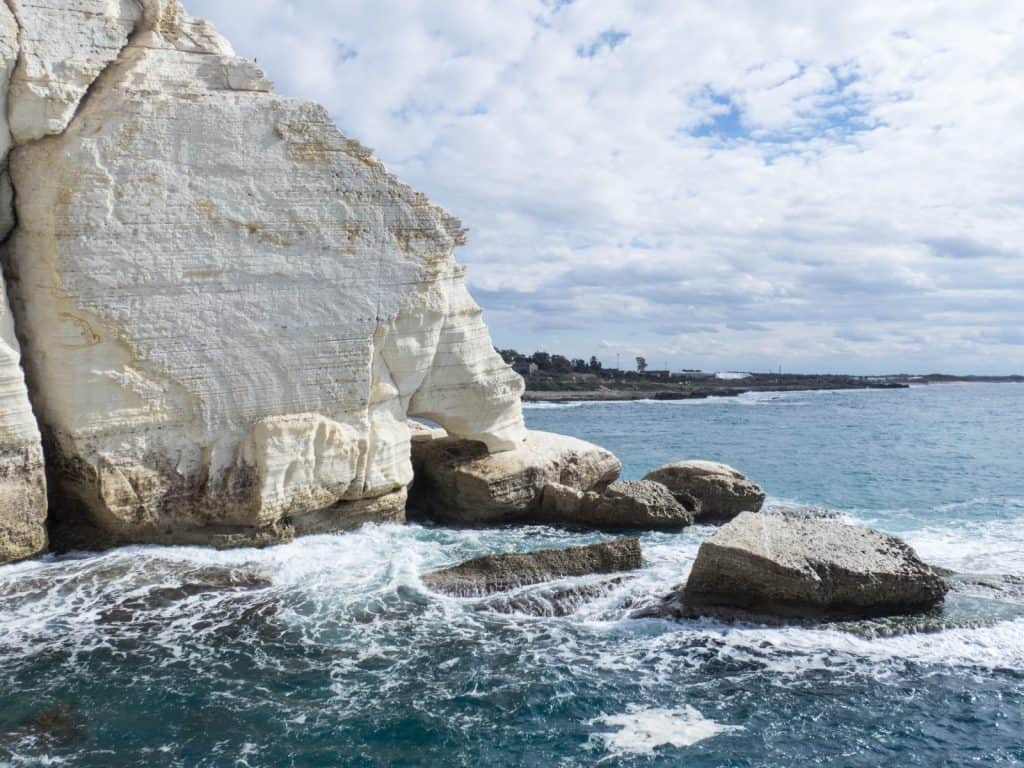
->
xmin=409 ymin=430 xmax=620 ymax=524
xmin=0 ymin=2 xmax=47 ymax=564
xmin=5 ymin=0 xmax=143 ymax=143
xmin=539 ymin=480 xmax=694 ymax=531
xmin=0 ymin=0 xmax=525 ymax=550
xmin=644 ymin=460 xmax=764 ymax=523
xmin=422 ymin=537 xmax=641 ymax=596
xmin=682 ymin=512 xmax=948 ymax=623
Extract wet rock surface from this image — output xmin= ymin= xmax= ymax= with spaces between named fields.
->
xmin=473 ymin=576 xmax=631 ymax=617
xmin=422 ymin=537 xmax=641 ymax=596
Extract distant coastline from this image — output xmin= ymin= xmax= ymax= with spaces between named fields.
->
xmin=519 ymin=371 xmax=1022 ymax=403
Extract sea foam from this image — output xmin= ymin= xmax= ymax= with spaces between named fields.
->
xmin=587 ymin=705 xmax=742 ymax=759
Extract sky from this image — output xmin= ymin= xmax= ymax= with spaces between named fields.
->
xmin=188 ymin=0 xmax=1024 ymax=374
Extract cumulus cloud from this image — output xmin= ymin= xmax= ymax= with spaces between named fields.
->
xmin=188 ymin=0 xmax=1024 ymax=373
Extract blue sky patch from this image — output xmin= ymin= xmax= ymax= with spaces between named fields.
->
xmin=577 ymin=29 xmax=630 ymax=58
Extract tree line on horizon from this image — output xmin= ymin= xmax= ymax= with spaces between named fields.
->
xmin=496 ymin=349 xmax=604 ymax=373
xmin=495 ymin=349 xmax=654 ymax=374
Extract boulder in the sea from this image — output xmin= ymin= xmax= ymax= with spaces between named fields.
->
xmin=539 ymin=480 xmax=694 ymax=531
xmin=410 ymin=430 xmax=620 ymax=524
xmin=682 ymin=512 xmax=948 ymax=622
xmin=644 ymin=461 xmax=765 ymax=523
xmin=422 ymin=537 xmax=641 ymax=596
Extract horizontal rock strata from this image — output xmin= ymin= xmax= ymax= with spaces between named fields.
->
xmin=682 ymin=512 xmax=948 ymax=623
xmin=0 ymin=0 xmax=526 ymax=554
xmin=422 ymin=537 xmax=642 ymax=596
xmin=0 ymin=2 xmax=47 ymax=563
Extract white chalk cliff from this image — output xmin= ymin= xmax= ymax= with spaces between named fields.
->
xmin=0 ymin=1 xmax=46 ymax=563
xmin=0 ymin=0 xmax=526 ymax=556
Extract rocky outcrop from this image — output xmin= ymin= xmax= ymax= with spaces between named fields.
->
xmin=409 ymin=430 xmax=620 ymax=524
xmin=0 ymin=2 xmax=47 ymax=564
xmin=422 ymin=537 xmax=641 ymax=596
xmin=644 ymin=461 xmax=764 ymax=523
xmin=0 ymin=0 xmax=526 ymax=552
xmin=539 ymin=480 xmax=694 ymax=531
xmin=681 ymin=512 xmax=948 ymax=623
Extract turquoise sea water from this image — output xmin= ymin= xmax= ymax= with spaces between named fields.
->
xmin=1 ymin=383 xmax=1023 ymax=766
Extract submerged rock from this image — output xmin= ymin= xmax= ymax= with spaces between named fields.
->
xmin=539 ymin=480 xmax=694 ymax=531
xmin=681 ymin=512 xmax=947 ymax=623
xmin=15 ymin=703 xmax=86 ymax=746
xmin=474 ymin=576 xmax=630 ymax=617
xmin=97 ymin=565 xmax=275 ymax=627
xmin=644 ymin=461 xmax=765 ymax=523
xmin=422 ymin=537 xmax=641 ymax=596
xmin=410 ymin=430 xmax=620 ymax=524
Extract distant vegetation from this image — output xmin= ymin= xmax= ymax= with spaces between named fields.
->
xmin=497 ymin=349 xmax=604 ymax=373
xmin=495 ymin=348 xmax=1022 ymax=399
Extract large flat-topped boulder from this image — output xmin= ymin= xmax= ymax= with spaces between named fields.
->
xmin=644 ymin=460 xmax=764 ymax=523
xmin=410 ymin=430 xmax=620 ymax=524
xmin=682 ymin=512 xmax=948 ymax=623
xmin=539 ymin=480 xmax=694 ymax=531
xmin=1 ymin=0 xmax=526 ymax=549
xmin=422 ymin=538 xmax=641 ymax=596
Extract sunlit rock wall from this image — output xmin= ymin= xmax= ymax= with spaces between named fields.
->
xmin=0 ymin=2 xmax=46 ymax=563
xmin=0 ymin=0 xmax=525 ymax=549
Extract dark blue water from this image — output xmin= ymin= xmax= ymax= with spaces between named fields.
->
xmin=2 ymin=384 xmax=1022 ymax=766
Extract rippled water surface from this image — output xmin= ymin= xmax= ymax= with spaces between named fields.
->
xmin=2 ymin=383 xmax=1023 ymax=766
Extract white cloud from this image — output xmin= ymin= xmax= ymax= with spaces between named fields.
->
xmin=187 ymin=0 xmax=1024 ymax=373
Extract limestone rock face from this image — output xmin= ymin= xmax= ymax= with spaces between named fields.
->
xmin=0 ymin=3 xmax=47 ymax=564
xmin=410 ymin=430 xmax=620 ymax=524
xmin=422 ymin=537 xmax=642 ymax=596
xmin=1 ymin=0 xmax=526 ymax=548
xmin=539 ymin=480 xmax=694 ymax=531
xmin=6 ymin=0 xmax=142 ymax=143
xmin=644 ymin=460 xmax=765 ymax=523
xmin=0 ymin=296 xmax=47 ymax=562
xmin=682 ymin=512 xmax=948 ymax=623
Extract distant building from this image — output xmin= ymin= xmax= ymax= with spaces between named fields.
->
xmin=512 ymin=360 xmax=538 ymax=376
